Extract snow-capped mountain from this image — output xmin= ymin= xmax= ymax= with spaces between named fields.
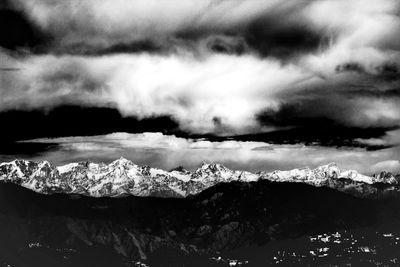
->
xmin=0 ymin=157 xmax=399 ymax=198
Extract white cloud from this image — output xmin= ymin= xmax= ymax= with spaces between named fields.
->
xmin=355 ymin=129 xmax=400 ymax=147
xmin=0 ymin=51 xmax=309 ymax=133
xmin=2 ymin=45 xmax=399 ymax=134
xmin=26 ymin=132 xmax=268 ymax=150
xmin=369 ymin=160 xmax=400 ymax=174
xmin=21 ymin=132 xmax=400 ymax=175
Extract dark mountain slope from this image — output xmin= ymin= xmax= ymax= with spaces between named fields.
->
xmin=0 ymin=180 xmax=399 ymax=266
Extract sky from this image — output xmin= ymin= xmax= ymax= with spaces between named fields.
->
xmin=0 ymin=0 xmax=400 ymax=174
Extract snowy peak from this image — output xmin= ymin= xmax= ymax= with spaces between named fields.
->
xmin=372 ymin=171 xmax=400 ymax=185
xmin=262 ymin=163 xmax=377 ymax=186
xmin=0 ymin=159 xmax=399 ymax=198
xmin=110 ymin=157 xmax=135 ymax=168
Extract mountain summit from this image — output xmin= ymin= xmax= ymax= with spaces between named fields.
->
xmin=0 ymin=158 xmax=399 ymax=198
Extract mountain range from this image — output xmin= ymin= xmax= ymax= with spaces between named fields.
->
xmin=1 ymin=157 xmax=400 ymax=199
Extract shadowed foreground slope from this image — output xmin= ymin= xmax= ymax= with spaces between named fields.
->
xmin=1 ymin=179 xmax=400 ymax=266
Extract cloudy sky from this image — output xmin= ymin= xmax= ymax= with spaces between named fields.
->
xmin=1 ymin=0 xmax=400 ymax=174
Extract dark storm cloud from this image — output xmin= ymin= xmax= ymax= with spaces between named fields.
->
xmin=376 ymin=63 xmax=400 ymax=80
xmin=336 ymin=61 xmax=399 ymax=81
xmin=45 ymin=35 xmax=249 ymax=57
xmin=243 ymin=18 xmax=328 ymax=60
xmin=335 ymin=62 xmax=366 ymax=74
xmin=252 ymin=68 xmax=400 ymax=148
xmin=4 ymin=0 xmax=400 ymax=60
xmin=255 ymin=103 xmax=394 ymax=150
xmin=262 ymin=81 xmax=400 ymax=129
xmin=0 ymin=105 xmax=179 ymax=144
xmin=0 ymin=1 xmax=49 ymax=52
xmin=3 ymin=0 xmax=330 ymax=58
xmin=0 ymin=68 xmax=21 ymax=71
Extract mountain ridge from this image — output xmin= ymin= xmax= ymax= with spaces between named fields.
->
xmin=1 ymin=157 xmax=400 ymax=199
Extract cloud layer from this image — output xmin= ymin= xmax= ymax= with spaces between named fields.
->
xmin=1 ymin=0 xmax=400 ymax=136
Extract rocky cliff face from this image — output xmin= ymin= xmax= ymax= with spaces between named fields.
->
xmin=1 ymin=158 xmax=400 ymax=198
